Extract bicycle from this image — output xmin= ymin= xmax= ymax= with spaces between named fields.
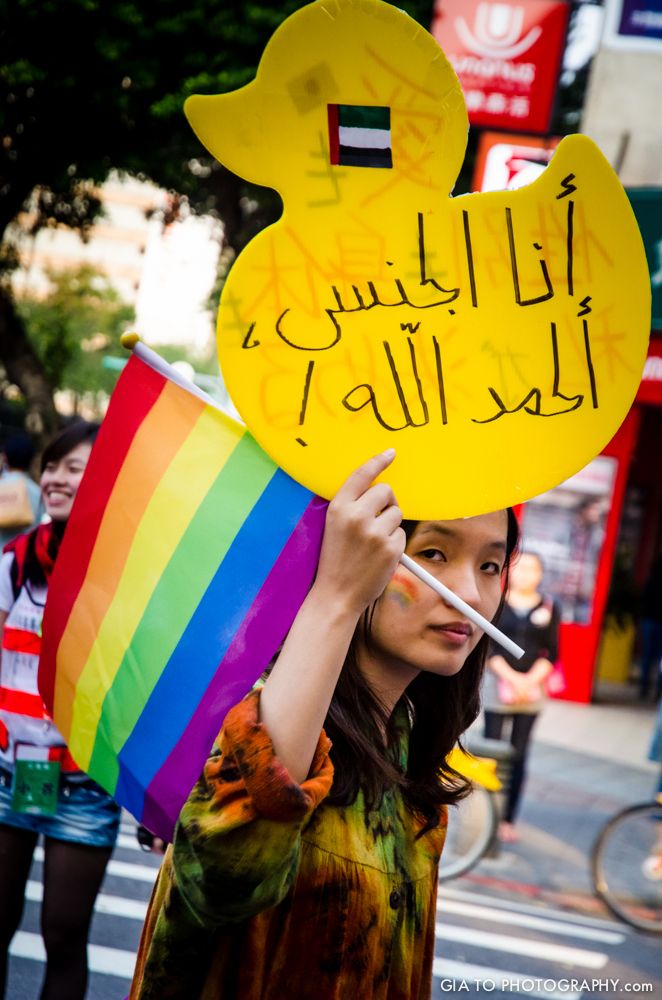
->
xmin=438 ymin=738 xmax=509 ymax=882
xmin=591 ymin=793 xmax=662 ymax=934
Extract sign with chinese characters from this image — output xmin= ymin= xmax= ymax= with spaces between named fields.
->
xmin=11 ymin=760 xmax=60 ymax=816
xmin=432 ymin=0 xmax=570 ymax=134
xmin=185 ymin=0 xmax=650 ymax=520
xmin=472 ymin=131 xmax=561 ymax=192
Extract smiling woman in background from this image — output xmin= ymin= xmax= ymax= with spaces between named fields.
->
xmin=0 ymin=421 xmax=121 ymax=1000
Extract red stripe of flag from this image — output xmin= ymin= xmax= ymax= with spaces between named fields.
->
xmin=39 ymin=355 xmax=167 ymax=715
xmin=328 ymin=103 xmax=339 ymax=165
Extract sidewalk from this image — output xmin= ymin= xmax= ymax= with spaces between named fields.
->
xmin=463 ymin=692 xmax=659 ymax=911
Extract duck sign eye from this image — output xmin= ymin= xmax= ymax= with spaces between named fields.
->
xmin=328 ymin=104 xmax=392 ymax=169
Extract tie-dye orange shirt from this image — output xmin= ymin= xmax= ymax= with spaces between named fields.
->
xmin=130 ymin=689 xmax=446 ymax=999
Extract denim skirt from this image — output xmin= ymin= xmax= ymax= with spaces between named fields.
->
xmin=0 ymin=767 xmax=120 ymax=848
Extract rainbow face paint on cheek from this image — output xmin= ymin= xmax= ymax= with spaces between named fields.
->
xmin=386 ymin=571 xmax=420 ymax=609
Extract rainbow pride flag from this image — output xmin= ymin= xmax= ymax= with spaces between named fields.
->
xmin=39 ymin=345 xmax=328 ymax=840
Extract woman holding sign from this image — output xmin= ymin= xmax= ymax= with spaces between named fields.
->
xmin=130 ymin=450 xmax=519 ymax=1000
xmin=0 ymin=422 xmax=120 ymax=1000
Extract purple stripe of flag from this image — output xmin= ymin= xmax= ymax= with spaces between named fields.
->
xmin=141 ymin=496 xmax=329 ymax=838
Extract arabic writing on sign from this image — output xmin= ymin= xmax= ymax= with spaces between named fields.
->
xmin=238 ymin=175 xmax=600 ymax=445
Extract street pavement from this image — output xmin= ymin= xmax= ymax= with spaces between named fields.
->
xmin=6 ymin=688 xmax=661 ymax=999
xmin=468 ymin=689 xmax=660 ymax=907
xmin=6 ymin=818 xmax=160 ymax=999
xmin=436 ymin=688 xmax=662 ymax=997
xmin=433 ymin=882 xmax=653 ymax=1000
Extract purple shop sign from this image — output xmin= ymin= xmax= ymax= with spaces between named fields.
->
xmin=615 ymin=0 xmax=662 ymax=42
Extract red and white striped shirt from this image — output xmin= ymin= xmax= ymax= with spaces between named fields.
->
xmin=0 ymin=551 xmax=78 ymax=774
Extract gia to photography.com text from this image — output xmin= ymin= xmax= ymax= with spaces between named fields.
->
xmin=438 ymin=979 xmax=654 ymax=994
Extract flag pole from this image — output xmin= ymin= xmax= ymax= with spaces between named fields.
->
xmin=120 ymin=332 xmax=228 ymax=414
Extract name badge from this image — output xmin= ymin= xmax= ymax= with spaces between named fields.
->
xmin=11 ymin=760 xmax=60 ymax=816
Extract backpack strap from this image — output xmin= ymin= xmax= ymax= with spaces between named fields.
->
xmin=4 ymin=531 xmax=31 ymax=602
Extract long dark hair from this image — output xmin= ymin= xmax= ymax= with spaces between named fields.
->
xmin=324 ymin=509 xmax=520 ymax=831
xmin=40 ymin=420 xmax=99 ymax=475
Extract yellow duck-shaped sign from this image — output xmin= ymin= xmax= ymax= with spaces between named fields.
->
xmin=185 ymin=0 xmax=650 ymax=519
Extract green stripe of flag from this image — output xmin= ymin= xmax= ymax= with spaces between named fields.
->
xmin=337 ymin=105 xmax=390 ymax=130
xmin=87 ymin=433 xmax=277 ymax=790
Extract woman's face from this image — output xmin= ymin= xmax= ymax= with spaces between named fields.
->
xmin=363 ymin=511 xmax=509 ymax=685
xmin=40 ymin=442 xmax=92 ymax=522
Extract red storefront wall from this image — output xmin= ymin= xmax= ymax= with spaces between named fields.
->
xmin=555 ymin=336 xmax=662 ymax=703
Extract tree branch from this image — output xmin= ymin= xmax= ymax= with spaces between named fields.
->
xmin=0 ymin=284 xmax=57 ymax=437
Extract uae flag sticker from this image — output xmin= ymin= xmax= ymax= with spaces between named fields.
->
xmin=328 ymin=104 xmax=392 ymax=169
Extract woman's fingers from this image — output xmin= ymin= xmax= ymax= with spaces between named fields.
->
xmin=356 ymin=481 xmax=399 ymax=519
xmin=376 ymin=503 xmax=404 ymax=537
xmin=333 ymin=449 xmax=396 ymax=504
xmin=315 ymin=450 xmax=405 ymax=614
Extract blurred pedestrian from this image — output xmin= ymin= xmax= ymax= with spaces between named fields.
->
xmin=558 ymin=497 xmax=605 ymax=624
xmin=483 ymin=551 xmax=560 ymax=842
xmin=0 ymin=432 xmax=44 ymax=549
xmin=649 ymin=695 xmax=662 ymax=795
xmin=642 ymin=697 xmax=662 ymax=879
xmin=637 ymin=555 xmax=662 ymax=701
xmin=0 ymin=421 xmax=121 ymax=1000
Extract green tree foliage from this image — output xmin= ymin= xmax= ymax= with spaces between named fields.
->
xmin=2 ymin=0 xmax=436 ymax=239
xmin=1 ymin=0 xmax=435 ymax=428
xmin=16 ymin=265 xmax=134 ymax=415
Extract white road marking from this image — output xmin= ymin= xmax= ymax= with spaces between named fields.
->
xmin=33 ymin=845 xmax=159 ymax=883
xmin=436 ymin=923 xmax=608 ymax=968
xmin=439 ymin=884 xmax=622 ymax=930
xmin=25 ymin=880 xmax=148 ymax=920
xmin=117 ymin=832 xmax=144 ymax=851
xmin=438 ymin=897 xmax=625 ymax=944
xmin=10 ymin=931 xmax=137 ymax=980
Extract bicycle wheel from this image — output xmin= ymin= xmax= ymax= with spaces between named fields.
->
xmin=591 ymin=801 xmax=662 ymax=934
xmin=439 ymin=784 xmax=498 ymax=882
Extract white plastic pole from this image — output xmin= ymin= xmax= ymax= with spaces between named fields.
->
xmin=399 ymin=554 xmax=525 ymax=659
